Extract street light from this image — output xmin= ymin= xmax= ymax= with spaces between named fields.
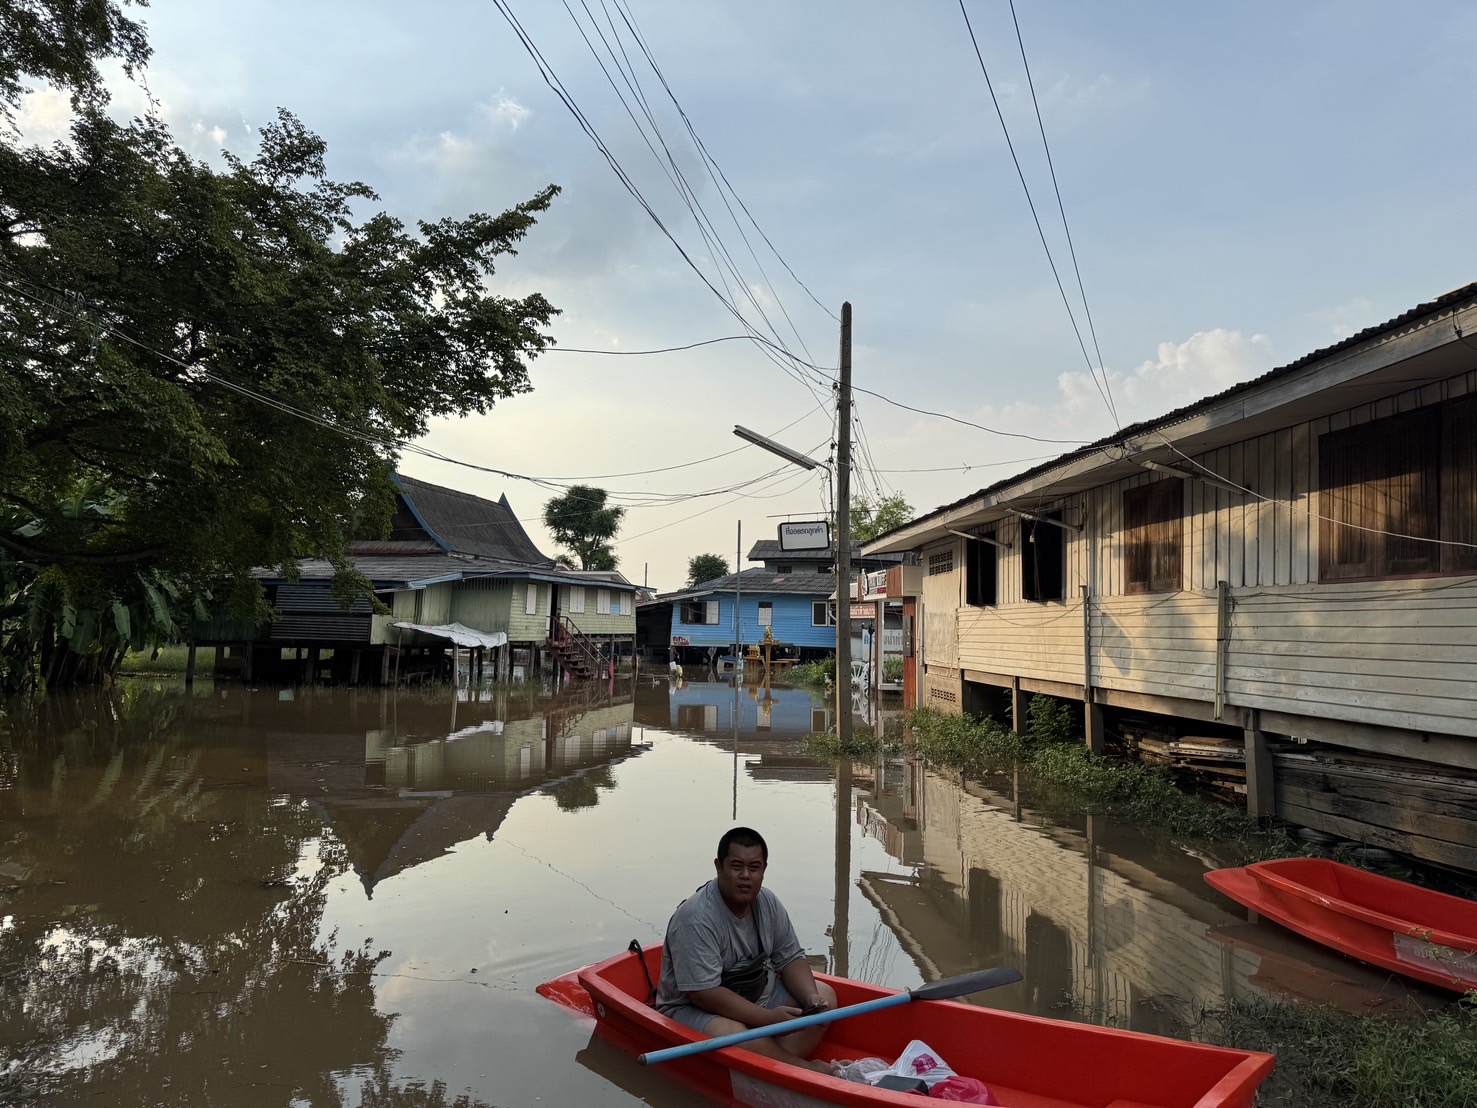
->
xmin=731 ymin=424 xmax=852 ymax=748
xmin=733 ymin=425 xmax=821 ymax=470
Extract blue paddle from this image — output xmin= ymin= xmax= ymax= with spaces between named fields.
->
xmin=638 ymin=965 xmax=1023 ymax=1065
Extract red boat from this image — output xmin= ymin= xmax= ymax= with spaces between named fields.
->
xmin=539 ymin=944 xmax=1274 ymax=1108
xmin=1204 ymin=857 xmax=1477 ymax=994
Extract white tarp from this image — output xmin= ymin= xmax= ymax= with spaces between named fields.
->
xmin=391 ymin=621 xmax=508 ymax=649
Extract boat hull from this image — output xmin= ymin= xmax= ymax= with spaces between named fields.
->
xmin=539 ymin=944 xmax=1273 ymax=1108
xmin=1205 ymin=857 xmax=1477 ymax=993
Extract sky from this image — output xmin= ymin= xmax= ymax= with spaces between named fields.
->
xmin=17 ymin=0 xmax=1477 ymax=590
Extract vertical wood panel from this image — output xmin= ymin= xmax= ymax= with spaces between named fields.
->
xmin=1273 ymin=427 xmax=1292 ymax=585
xmin=1257 ymin=433 xmax=1275 ymax=586
xmin=1227 ymin=445 xmax=1245 ymax=587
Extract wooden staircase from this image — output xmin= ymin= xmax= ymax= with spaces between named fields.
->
xmin=547 ymin=616 xmax=606 ymax=680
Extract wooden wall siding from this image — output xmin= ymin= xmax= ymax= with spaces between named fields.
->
xmin=1092 ymin=593 xmax=1219 ymax=701
xmin=450 ymin=579 xmax=513 ymax=634
xmin=507 ymin=581 xmax=549 ymax=642
xmin=956 ymin=596 xmax=1086 ymax=687
xmin=1227 ymin=578 xmax=1477 ymax=738
xmin=565 ymin=599 xmax=637 ymax=638
xmin=671 ymin=594 xmax=835 ymax=650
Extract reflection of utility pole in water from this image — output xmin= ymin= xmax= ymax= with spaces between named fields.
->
xmin=833 ymin=759 xmax=852 ymax=978
xmin=1086 ymin=812 xmax=1105 ymax=1020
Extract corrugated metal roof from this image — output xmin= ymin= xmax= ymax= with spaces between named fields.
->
xmin=265 ymin=552 xmax=637 ymax=591
xmin=872 ymin=281 xmax=1477 ymax=543
xmin=659 ymin=567 xmax=838 ymax=603
xmin=746 ymin=539 xmax=903 ymax=566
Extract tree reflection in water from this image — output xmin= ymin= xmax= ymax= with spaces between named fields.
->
xmin=0 ymin=688 xmax=495 ymax=1108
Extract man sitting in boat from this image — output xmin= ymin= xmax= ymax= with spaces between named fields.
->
xmin=655 ymin=826 xmax=839 ymax=1074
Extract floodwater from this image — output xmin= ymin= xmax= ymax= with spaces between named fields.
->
xmin=0 ymin=676 xmax=1446 ymax=1107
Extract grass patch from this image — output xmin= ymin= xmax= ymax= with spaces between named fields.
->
xmin=905 ymin=699 xmax=1300 ymax=859
xmin=779 ymin=658 xmax=833 ymax=688
xmin=1203 ymin=994 xmax=1477 ymax=1107
xmin=118 ymin=645 xmax=213 ymax=676
xmin=801 ymin=730 xmax=896 ymax=760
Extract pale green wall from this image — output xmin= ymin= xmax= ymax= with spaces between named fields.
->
xmin=450 ymin=579 xmax=513 ymax=634
xmin=508 ymin=580 xmax=550 ymax=642
xmin=562 ymin=582 xmax=636 ymax=637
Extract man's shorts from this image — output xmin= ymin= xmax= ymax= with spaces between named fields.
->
xmin=659 ymin=977 xmax=797 ymax=1034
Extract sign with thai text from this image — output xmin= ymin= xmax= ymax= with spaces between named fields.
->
xmin=778 ymin=520 xmax=830 ymax=551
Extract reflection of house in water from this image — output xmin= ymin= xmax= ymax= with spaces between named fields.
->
xmin=855 ymin=757 xmax=1439 ymax=1027
xmin=253 ymin=687 xmax=640 ymax=897
xmin=636 ymin=679 xmax=829 ymax=738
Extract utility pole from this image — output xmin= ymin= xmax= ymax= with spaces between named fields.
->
xmin=836 ymin=302 xmax=853 ymax=747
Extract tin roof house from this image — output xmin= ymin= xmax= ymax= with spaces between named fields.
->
xmin=200 ymin=475 xmax=636 ymax=685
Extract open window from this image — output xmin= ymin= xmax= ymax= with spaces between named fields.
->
xmin=1319 ymin=401 xmax=1477 ymax=580
xmin=681 ymin=600 xmax=720 ymax=625
xmin=812 ymin=601 xmax=836 ymax=627
xmin=758 ymin=601 xmax=773 ymax=627
xmin=1123 ymin=479 xmax=1184 ymax=594
xmin=964 ymin=537 xmax=998 ymax=607
xmin=1022 ymin=514 xmax=1065 ymax=602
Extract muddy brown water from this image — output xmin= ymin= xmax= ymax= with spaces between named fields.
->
xmin=0 ymin=678 xmax=1445 ymax=1106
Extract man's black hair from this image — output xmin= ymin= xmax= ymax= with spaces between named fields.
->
xmin=716 ymin=826 xmax=768 ymax=864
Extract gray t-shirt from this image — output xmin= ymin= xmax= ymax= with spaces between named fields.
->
xmin=655 ymin=880 xmax=805 ymax=1014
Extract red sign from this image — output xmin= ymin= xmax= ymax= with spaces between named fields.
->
xmin=849 ymin=603 xmax=875 ymax=621
xmin=671 ymin=636 xmax=691 ymax=647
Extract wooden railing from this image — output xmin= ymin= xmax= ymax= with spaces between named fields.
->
xmin=551 ymin=615 xmax=606 ymax=676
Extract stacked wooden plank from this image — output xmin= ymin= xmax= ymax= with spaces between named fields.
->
xmin=1124 ymin=723 xmax=1247 ymax=793
xmin=1273 ymin=748 xmax=1477 ymax=873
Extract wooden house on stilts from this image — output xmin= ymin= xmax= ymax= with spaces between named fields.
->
xmin=196 ymin=475 xmax=636 ymax=685
xmin=865 ymin=283 xmax=1477 ymax=871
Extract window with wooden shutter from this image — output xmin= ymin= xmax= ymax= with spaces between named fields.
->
xmin=704 ymin=600 xmax=720 ymax=625
xmin=596 ymin=589 xmax=610 ymax=615
xmin=569 ymin=586 xmax=585 ymax=614
xmin=758 ymin=601 xmax=773 ymax=626
xmin=1123 ymin=479 xmax=1183 ymax=594
xmin=1319 ymin=408 xmax=1441 ymax=580
xmin=524 ymin=584 xmax=539 ymax=615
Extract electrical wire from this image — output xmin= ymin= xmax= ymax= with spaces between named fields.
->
xmin=1007 ymin=0 xmax=1118 ymax=428
xmin=957 ymin=0 xmax=1118 ymax=427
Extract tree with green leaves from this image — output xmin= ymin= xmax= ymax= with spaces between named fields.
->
xmin=542 ymin=486 xmax=624 ymax=571
xmin=686 ymin=553 xmax=729 ymax=587
xmin=1 ymin=3 xmax=560 ymax=691
xmin=849 ymin=494 xmax=914 ymax=543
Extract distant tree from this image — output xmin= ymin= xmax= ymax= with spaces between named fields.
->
xmin=542 ymin=486 xmax=624 ymax=570
xmin=848 ymin=494 xmax=914 ymax=543
xmin=687 ymin=553 xmax=729 ymax=586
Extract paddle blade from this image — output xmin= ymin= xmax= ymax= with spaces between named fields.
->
xmin=910 ymin=965 xmax=1022 ymax=1001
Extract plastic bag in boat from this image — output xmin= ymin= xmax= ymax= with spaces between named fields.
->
xmin=928 ymin=1075 xmax=999 ymax=1104
xmin=877 ymin=1040 xmax=958 ymax=1089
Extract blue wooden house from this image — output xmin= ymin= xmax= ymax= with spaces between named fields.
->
xmin=648 ymin=540 xmax=902 ymax=664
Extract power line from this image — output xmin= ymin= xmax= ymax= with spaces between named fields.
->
xmin=851 ymin=383 xmax=1090 ymax=445
xmin=0 ymin=267 xmax=826 ymax=513
xmin=1007 ymin=0 xmax=1118 ymax=427
xmin=491 ymin=0 xmax=833 ymax=408
xmin=957 ymin=0 xmax=1118 ymax=427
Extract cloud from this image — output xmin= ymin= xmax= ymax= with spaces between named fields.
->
xmin=12 ymin=85 xmax=73 ymax=146
xmin=1060 ymin=328 xmax=1275 ymax=425
xmin=481 ymin=92 xmax=532 ymax=132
